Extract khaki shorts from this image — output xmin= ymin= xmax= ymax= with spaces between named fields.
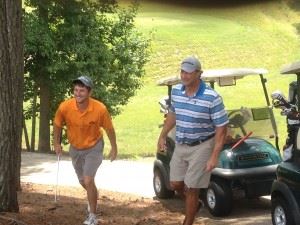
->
xmin=170 ymin=137 xmax=215 ymax=188
xmin=69 ymin=139 xmax=104 ymax=182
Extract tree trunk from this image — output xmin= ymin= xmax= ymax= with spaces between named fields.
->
xmin=36 ymin=1 xmax=51 ymax=153
xmin=38 ymin=77 xmax=51 ymax=153
xmin=30 ymin=86 xmax=38 ymax=152
xmin=22 ymin=113 xmax=30 ymax=151
xmin=0 ymin=0 xmax=24 ymax=212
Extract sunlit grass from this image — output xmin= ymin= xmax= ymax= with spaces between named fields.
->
xmin=113 ymin=0 xmax=300 ymax=158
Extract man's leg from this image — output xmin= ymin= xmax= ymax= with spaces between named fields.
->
xmin=82 ymin=140 xmax=103 ymax=214
xmin=83 ymin=176 xmax=98 ymax=214
xmin=171 ymin=181 xmax=200 ymax=225
xmin=79 ymin=180 xmax=86 ymax=189
xmin=170 ymin=181 xmax=185 ymax=199
xmin=183 ymin=188 xmax=199 ymax=225
xmin=69 ymin=144 xmax=101 ymax=225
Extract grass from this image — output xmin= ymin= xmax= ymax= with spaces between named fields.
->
xmin=112 ymin=0 xmax=300 ymax=158
xmin=23 ymin=0 xmax=300 ymax=159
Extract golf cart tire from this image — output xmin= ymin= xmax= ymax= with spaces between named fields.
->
xmin=272 ymin=196 xmax=296 ymax=225
xmin=205 ymin=180 xmax=233 ymax=217
xmin=153 ymin=168 xmax=175 ymax=199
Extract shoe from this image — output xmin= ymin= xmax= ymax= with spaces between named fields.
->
xmin=83 ymin=214 xmax=98 ymax=225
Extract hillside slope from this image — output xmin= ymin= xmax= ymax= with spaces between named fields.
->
xmin=113 ymin=0 xmax=300 ymax=158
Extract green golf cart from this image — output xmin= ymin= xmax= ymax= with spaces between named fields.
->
xmin=271 ymin=61 xmax=300 ymax=225
xmin=153 ymin=68 xmax=282 ymax=217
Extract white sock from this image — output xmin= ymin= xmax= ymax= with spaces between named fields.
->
xmin=89 ymin=213 xmax=96 ymax=218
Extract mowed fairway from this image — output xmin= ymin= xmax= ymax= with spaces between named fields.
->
xmin=112 ymin=0 xmax=300 ymax=158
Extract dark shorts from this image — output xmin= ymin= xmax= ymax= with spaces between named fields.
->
xmin=69 ymin=139 xmax=104 ymax=182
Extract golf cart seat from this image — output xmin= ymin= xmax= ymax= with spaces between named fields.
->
xmin=227 ymin=107 xmax=251 ymax=136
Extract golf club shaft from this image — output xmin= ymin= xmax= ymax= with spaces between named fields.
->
xmin=55 ymin=154 xmax=60 ymax=202
xmin=231 ymin=131 xmax=253 ymax=150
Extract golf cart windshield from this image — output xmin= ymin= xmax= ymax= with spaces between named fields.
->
xmin=227 ymin=107 xmax=275 ymax=143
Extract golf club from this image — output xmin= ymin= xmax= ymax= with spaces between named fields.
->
xmin=54 ymin=154 xmax=60 ymax=203
xmin=231 ymin=131 xmax=253 ymax=151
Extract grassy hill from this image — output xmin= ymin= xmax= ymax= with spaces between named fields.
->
xmin=112 ymin=0 xmax=300 ymax=158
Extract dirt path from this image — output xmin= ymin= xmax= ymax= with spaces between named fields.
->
xmin=15 ymin=152 xmax=273 ymax=225
xmin=21 ymin=151 xmax=155 ymax=198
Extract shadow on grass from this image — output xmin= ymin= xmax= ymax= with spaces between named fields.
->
xmin=287 ymin=0 xmax=300 ymax=45
xmin=287 ymin=0 xmax=300 ymax=11
xmin=145 ymin=0 xmax=278 ymax=8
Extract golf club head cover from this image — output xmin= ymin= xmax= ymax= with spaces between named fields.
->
xmin=271 ymin=90 xmax=291 ymax=109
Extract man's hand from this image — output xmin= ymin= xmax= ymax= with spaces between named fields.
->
xmin=206 ymin=126 xmax=226 ymax=172
xmin=108 ymin=147 xmax=118 ymax=162
xmin=157 ymin=137 xmax=167 ymax=153
xmin=205 ymin=156 xmax=218 ymax=172
xmin=54 ymin=144 xmax=63 ymax=156
xmin=157 ymin=112 xmax=175 ymax=153
xmin=53 ymin=125 xmax=63 ymax=156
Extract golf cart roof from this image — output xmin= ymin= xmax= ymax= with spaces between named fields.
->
xmin=280 ymin=61 xmax=300 ymax=75
xmin=157 ymin=68 xmax=268 ymax=86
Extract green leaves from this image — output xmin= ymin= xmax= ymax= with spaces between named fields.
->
xmin=23 ymin=0 xmax=149 ymax=149
xmin=24 ymin=0 xmax=150 ymax=118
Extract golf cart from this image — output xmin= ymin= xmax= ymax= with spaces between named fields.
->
xmin=153 ymin=68 xmax=282 ymax=217
xmin=270 ymin=61 xmax=300 ymax=225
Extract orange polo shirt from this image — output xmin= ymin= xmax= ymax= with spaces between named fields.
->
xmin=54 ymin=97 xmax=113 ymax=150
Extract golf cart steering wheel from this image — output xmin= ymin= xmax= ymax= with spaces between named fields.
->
xmin=228 ymin=108 xmax=251 ymax=136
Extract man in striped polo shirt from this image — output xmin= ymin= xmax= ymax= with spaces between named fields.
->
xmin=157 ymin=56 xmax=228 ymax=225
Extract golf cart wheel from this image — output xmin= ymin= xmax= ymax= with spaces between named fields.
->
xmin=205 ymin=180 xmax=233 ymax=217
xmin=153 ymin=169 xmax=174 ymax=199
xmin=272 ymin=196 xmax=295 ymax=225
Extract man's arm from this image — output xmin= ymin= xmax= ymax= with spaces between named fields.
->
xmin=206 ymin=125 xmax=227 ymax=172
xmin=157 ymin=112 xmax=176 ymax=152
xmin=53 ymin=124 xmax=63 ymax=156
xmin=105 ymin=128 xmax=118 ymax=161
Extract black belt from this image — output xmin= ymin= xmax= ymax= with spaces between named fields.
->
xmin=186 ymin=134 xmax=215 ymax=146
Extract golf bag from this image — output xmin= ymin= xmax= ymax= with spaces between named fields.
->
xmin=271 ymin=81 xmax=300 ymax=161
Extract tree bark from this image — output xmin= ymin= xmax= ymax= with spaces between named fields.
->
xmin=30 ymin=86 xmax=38 ymax=152
xmin=0 ymin=0 xmax=24 ymax=212
xmin=22 ymin=114 xmax=30 ymax=151
xmin=38 ymin=77 xmax=51 ymax=153
xmin=36 ymin=1 xmax=51 ymax=153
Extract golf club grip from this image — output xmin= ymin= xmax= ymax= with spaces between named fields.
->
xmin=231 ymin=131 xmax=253 ymax=150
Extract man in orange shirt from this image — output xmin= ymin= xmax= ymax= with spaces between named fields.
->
xmin=53 ymin=75 xmax=117 ymax=225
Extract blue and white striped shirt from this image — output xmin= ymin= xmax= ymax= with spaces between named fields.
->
xmin=170 ymin=80 xmax=228 ymax=144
